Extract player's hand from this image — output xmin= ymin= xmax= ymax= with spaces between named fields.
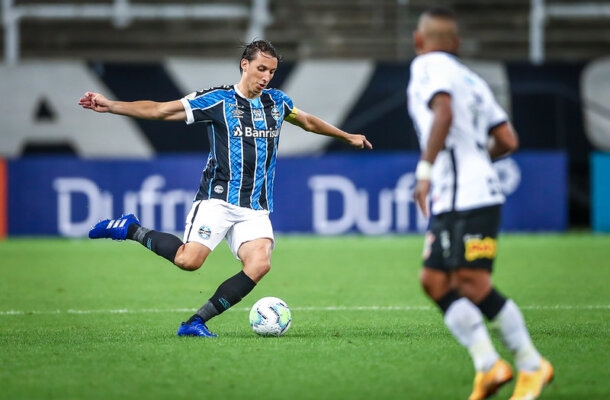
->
xmin=413 ymin=179 xmax=431 ymax=217
xmin=347 ymin=134 xmax=373 ymax=150
xmin=78 ymin=92 xmax=111 ymax=113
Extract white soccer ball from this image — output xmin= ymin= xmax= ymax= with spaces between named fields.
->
xmin=249 ymin=296 xmax=292 ymax=336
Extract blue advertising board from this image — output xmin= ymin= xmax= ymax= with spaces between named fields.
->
xmin=8 ymin=157 xmax=205 ymax=237
xmin=7 ymin=152 xmax=567 ymax=237
xmin=591 ymin=152 xmax=610 ymax=232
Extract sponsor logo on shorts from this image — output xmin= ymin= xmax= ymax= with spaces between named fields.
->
xmin=464 ymin=236 xmax=497 ymax=261
xmin=423 ymin=232 xmax=434 ymax=260
xmin=198 ymin=225 xmax=212 ymax=240
xmin=214 ymin=185 xmax=224 ymax=194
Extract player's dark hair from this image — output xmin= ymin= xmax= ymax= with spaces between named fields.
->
xmin=239 ymin=39 xmax=281 ymax=73
xmin=422 ymin=6 xmax=456 ymax=20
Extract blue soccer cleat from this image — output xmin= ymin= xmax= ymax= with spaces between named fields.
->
xmin=177 ymin=316 xmax=218 ymax=338
xmin=88 ymin=214 xmax=140 ymax=241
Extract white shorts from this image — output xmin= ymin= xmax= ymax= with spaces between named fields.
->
xmin=183 ymin=199 xmax=274 ymax=259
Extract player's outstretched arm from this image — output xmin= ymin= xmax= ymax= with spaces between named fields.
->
xmin=78 ymin=91 xmax=186 ymax=121
xmin=287 ymin=109 xmax=372 ymax=150
xmin=488 ymin=121 xmax=519 ymax=160
xmin=413 ymin=92 xmax=452 ymax=217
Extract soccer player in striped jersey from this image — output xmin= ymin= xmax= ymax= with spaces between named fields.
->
xmin=79 ymin=40 xmax=372 ymax=337
xmin=406 ymin=8 xmax=553 ymax=400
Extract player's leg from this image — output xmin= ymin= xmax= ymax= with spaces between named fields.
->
xmin=177 ymin=251 xmax=261 ymax=338
xmin=449 ymin=268 xmax=512 ymax=400
xmin=433 ymin=207 xmax=512 ymax=400
xmin=171 ymin=242 xmax=211 ymax=271
xmin=128 ymin=223 xmax=201 ymax=268
xmin=482 ymin=292 xmax=553 ymax=400
xmin=89 ymin=213 xmax=194 ymax=266
xmin=190 ymin=237 xmax=271 ymax=319
xmin=178 ymin=206 xmax=273 ymax=337
xmin=129 ymin=222 xmax=213 ymax=270
xmin=454 ymin=204 xmax=553 ymax=399
xmin=457 ymin=271 xmax=553 ymax=400
xmin=459 ymin=271 xmax=542 ymax=371
xmin=421 ymin=266 xmax=510 ymax=400
xmin=237 ymin=237 xmax=273 ymax=283
xmin=89 ymin=201 xmax=223 ymax=270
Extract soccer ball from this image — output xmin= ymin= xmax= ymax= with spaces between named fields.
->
xmin=249 ymin=296 xmax=292 ymax=336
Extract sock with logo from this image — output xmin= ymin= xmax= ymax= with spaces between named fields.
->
xmin=128 ymin=224 xmax=183 ymax=263
xmin=188 ymin=271 xmax=256 ymax=323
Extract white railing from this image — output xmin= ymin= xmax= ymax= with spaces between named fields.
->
xmin=1 ymin=0 xmax=272 ymax=65
xmin=530 ymin=0 xmax=610 ymax=64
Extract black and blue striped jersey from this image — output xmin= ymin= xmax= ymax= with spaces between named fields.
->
xmin=180 ymin=85 xmax=297 ymax=212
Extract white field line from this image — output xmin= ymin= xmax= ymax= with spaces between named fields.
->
xmin=0 ymin=304 xmax=608 ymax=316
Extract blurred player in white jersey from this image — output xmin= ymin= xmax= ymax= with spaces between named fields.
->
xmin=406 ymin=7 xmax=553 ymax=400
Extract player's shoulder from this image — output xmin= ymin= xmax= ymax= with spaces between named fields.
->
xmin=412 ymin=51 xmax=458 ymax=70
xmin=185 ymin=85 xmax=234 ymax=100
xmin=263 ymin=87 xmax=292 ymax=102
xmin=263 ymin=87 xmax=287 ymax=96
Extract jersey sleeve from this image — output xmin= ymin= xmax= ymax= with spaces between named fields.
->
xmin=180 ymin=88 xmax=225 ymax=125
xmin=278 ymin=90 xmax=298 ymax=122
xmin=285 ymin=106 xmax=298 ymax=122
xmin=180 ymin=96 xmax=195 ymax=124
xmin=411 ymin=54 xmax=454 ymax=109
xmin=484 ymin=84 xmax=509 ymax=130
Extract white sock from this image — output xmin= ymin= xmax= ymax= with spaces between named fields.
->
xmin=444 ymin=298 xmax=499 ymax=372
xmin=495 ymin=299 xmax=542 ymax=371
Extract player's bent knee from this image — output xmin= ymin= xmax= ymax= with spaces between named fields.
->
xmin=173 ymin=243 xmax=210 ymax=271
xmin=173 ymin=253 xmax=205 ymax=271
xmin=244 ymin=261 xmax=271 ymax=283
xmin=259 ymin=262 xmax=271 ymax=276
xmin=253 ymin=262 xmax=271 ymax=278
xmin=175 ymin=262 xmax=202 ymax=271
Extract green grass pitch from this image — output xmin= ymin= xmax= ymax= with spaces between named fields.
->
xmin=1 ymin=233 xmax=609 ymax=400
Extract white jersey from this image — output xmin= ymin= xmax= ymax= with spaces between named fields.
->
xmin=407 ymin=51 xmax=508 ymax=215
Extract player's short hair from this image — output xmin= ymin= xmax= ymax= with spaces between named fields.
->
xmin=239 ymin=40 xmax=282 ymax=73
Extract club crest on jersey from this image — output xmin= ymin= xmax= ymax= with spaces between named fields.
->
xmin=464 ymin=236 xmax=497 ymax=261
xmin=252 ymin=108 xmax=264 ymax=121
xmin=271 ymin=106 xmax=280 ymax=121
xmin=213 ymin=185 xmax=224 ymax=194
xmin=198 ymin=225 xmax=212 ymax=240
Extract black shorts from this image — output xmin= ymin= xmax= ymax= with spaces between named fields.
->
xmin=422 ymin=204 xmax=502 ymax=272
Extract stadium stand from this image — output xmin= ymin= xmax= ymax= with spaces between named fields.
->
xmin=2 ymin=0 xmax=610 ymax=62
xmin=1 ymin=0 xmax=270 ymax=62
